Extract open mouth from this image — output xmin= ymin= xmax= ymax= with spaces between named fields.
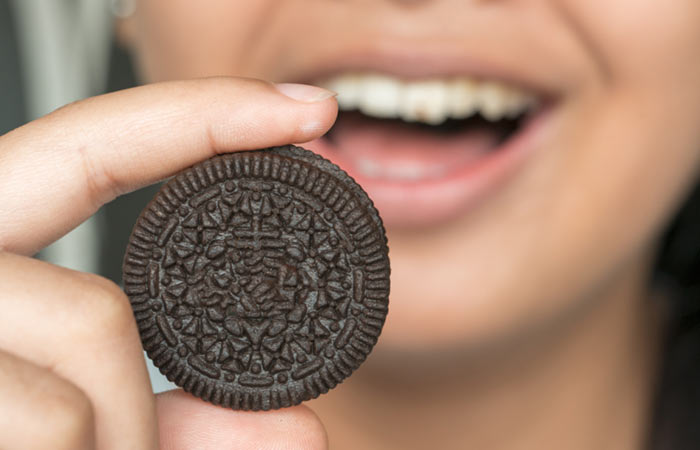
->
xmin=305 ymin=72 xmax=550 ymax=227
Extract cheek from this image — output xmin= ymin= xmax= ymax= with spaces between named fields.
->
xmin=560 ymin=0 xmax=700 ymax=90
xmin=130 ymin=0 xmax=276 ymax=81
xmin=382 ymin=95 xmax=700 ymax=351
xmin=380 ymin=3 xmax=700 ymax=350
xmin=537 ymin=0 xmax=700 ymax=275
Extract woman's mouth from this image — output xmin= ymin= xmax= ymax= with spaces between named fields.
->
xmin=303 ymin=72 xmax=552 ymax=228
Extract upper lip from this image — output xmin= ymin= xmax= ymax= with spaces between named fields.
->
xmin=279 ymin=38 xmax=563 ymax=101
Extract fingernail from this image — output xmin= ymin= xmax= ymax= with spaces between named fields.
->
xmin=274 ymin=83 xmax=337 ymax=102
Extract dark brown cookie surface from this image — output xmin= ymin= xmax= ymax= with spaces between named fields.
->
xmin=123 ymin=145 xmax=389 ymax=410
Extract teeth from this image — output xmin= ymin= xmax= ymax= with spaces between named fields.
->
xmin=319 ymin=73 xmax=537 ymax=125
xmin=401 ymin=80 xmax=450 ymax=125
xmin=356 ymin=157 xmax=447 ymax=181
xmin=356 ymin=75 xmax=403 ymax=119
xmin=449 ymin=79 xmax=478 ymax=119
xmin=325 ymin=74 xmax=362 ymax=109
xmin=478 ymin=82 xmax=511 ymax=121
xmin=356 ymin=158 xmax=383 ymax=179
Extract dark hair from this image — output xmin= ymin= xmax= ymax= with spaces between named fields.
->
xmin=649 ymin=180 xmax=700 ymax=449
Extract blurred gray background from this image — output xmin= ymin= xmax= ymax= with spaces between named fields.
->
xmin=1 ymin=0 xmax=175 ymax=393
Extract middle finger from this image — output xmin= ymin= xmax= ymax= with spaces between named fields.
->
xmin=0 ymin=252 xmax=157 ymax=450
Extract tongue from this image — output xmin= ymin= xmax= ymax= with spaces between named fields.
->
xmin=327 ymin=112 xmax=502 ymax=180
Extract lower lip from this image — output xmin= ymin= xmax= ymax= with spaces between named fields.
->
xmin=304 ymin=107 xmax=553 ymax=228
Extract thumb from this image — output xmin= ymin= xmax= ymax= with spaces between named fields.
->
xmin=156 ymin=389 xmax=328 ymax=450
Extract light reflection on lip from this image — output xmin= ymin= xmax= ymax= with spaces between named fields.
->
xmin=303 ymin=103 xmax=556 ymax=229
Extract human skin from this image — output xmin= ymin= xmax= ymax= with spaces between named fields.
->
xmin=119 ymin=0 xmax=700 ymax=349
xmin=0 ymin=80 xmax=336 ymax=449
xmin=1 ymin=0 xmax=700 ymax=449
xmin=117 ymin=1 xmax=700 ymax=449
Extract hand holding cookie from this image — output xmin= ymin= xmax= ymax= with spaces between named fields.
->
xmin=0 ymin=78 xmax=336 ymax=449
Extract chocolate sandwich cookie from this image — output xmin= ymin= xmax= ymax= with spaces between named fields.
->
xmin=122 ymin=145 xmax=390 ymax=410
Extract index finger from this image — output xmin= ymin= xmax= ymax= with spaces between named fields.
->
xmin=0 ymin=78 xmax=337 ymax=255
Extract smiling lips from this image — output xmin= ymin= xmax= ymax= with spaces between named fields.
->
xmin=302 ymin=70 xmax=549 ymax=228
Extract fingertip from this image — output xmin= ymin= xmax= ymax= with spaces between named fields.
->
xmin=203 ymin=77 xmax=338 ymax=149
xmin=274 ymin=83 xmax=338 ymax=143
xmin=274 ymin=83 xmax=337 ymax=103
xmin=156 ymin=389 xmax=328 ymax=450
xmin=294 ymin=97 xmax=338 ymax=143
